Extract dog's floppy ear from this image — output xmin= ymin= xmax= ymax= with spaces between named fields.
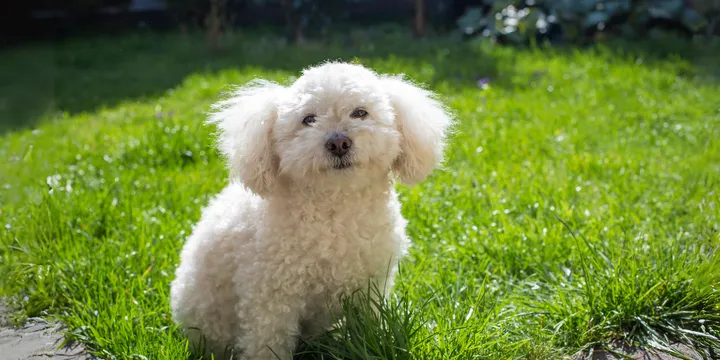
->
xmin=208 ymin=79 xmax=285 ymax=197
xmin=382 ymin=75 xmax=454 ymax=186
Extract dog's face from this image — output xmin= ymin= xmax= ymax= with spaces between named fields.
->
xmin=209 ymin=62 xmax=453 ymax=197
xmin=273 ymin=63 xmax=401 ymax=186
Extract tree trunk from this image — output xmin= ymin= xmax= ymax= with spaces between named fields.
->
xmin=414 ymin=0 xmax=426 ymax=37
xmin=281 ymin=0 xmax=305 ymax=44
xmin=206 ymin=0 xmax=225 ymax=52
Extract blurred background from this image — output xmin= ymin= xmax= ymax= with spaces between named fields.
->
xmin=2 ymin=0 xmax=719 ymax=49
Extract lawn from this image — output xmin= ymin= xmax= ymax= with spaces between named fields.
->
xmin=1 ymin=28 xmax=719 ymax=359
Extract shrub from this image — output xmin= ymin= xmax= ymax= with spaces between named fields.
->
xmin=456 ymin=0 xmax=715 ymax=45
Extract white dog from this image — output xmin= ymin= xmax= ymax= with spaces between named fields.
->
xmin=170 ymin=61 xmax=453 ymax=360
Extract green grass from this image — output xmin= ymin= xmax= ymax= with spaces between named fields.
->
xmin=1 ymin=28 xmax=719 ymax=359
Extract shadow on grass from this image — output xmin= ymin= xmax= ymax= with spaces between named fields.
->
xmin=593 ymin=35 xmax=720 ymax=82
xmin=1 ymin=27 xmax=717 ymax=135
xmin=0 ymin=28 xmax=504 ymax=135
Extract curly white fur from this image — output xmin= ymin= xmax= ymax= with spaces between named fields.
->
xmin=170 ymin=62 xmax=453 ymax=360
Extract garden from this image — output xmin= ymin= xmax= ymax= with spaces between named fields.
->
xmin=1 ymin=1 xmax=720 ymax=359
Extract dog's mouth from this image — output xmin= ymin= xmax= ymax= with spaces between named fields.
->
xmin=329 ymin=156 xmax=353 ymax=170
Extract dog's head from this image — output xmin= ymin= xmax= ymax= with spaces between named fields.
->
xmin=209 ymin=62 xmax=453 ymax=197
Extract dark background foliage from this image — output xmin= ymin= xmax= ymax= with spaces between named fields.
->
xmin=2 ymin=0 xmax=719 ymax=49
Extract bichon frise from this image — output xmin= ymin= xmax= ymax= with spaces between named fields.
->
xmin=170 ymin=62 xmax=453 ymax=360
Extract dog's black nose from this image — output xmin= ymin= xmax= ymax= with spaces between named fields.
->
xmin=325 ymin=134 xmax=352 ymax=157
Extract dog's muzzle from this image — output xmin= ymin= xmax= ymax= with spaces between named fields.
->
xmin=325 ymin=133 xmax=352 ymax=157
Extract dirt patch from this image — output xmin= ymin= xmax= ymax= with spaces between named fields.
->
xmin=0 ymin=300 xmax=88 ymax=360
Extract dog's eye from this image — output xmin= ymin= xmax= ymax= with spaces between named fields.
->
xmin=350 ymin=109 xmax=368 ymax=119
xmin=302 ymin=115 xmax=316 ymax=126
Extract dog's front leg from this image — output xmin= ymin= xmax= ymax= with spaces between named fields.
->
xmin=237 ymin=298 xmax=301 ymax=360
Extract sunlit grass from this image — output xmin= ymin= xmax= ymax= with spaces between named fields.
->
xmin=1 ymin=29 xmax=719 ymax=359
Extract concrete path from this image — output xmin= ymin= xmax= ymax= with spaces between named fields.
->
xmin=574 ymin=341 xmax=706 ymax=360
xmin=0 ymin=302 xmax=88 ymax=360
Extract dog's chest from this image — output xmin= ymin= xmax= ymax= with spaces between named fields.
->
xmin=298 ymin=206 xmax=395 ymax=264
xmin=304 ymin=217 xmax=397 ymax=298
xmin=264 ymin=197 xmax=401 ymax=286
